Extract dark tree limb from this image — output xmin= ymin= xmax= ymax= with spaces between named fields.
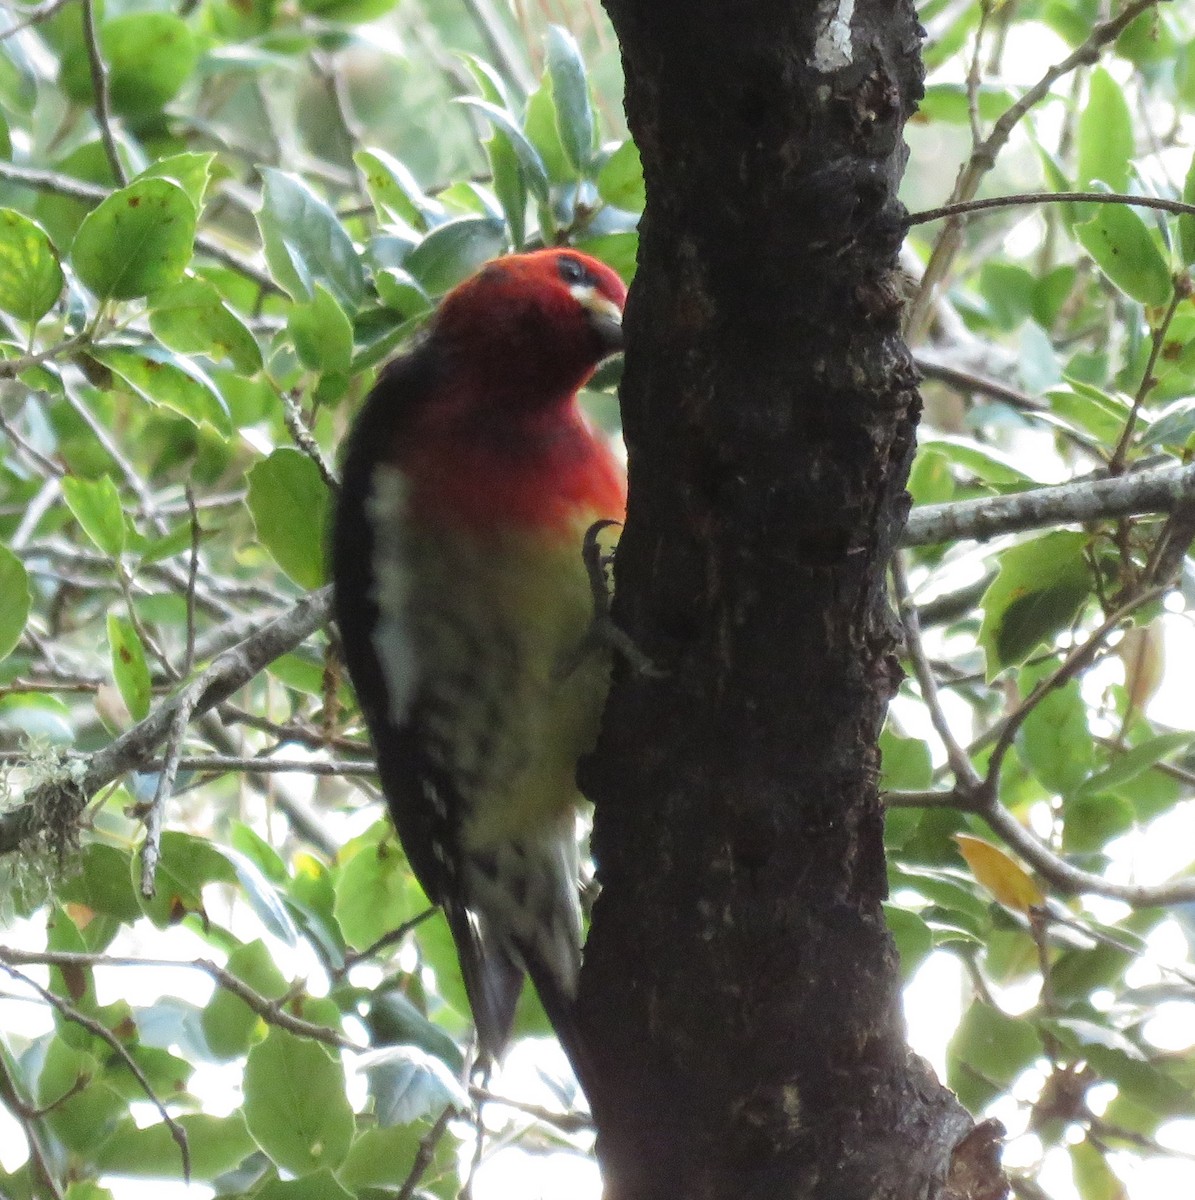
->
xmin=580 ymin=3 xmax=985 ymax=1199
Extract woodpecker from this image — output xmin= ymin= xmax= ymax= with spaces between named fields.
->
xmin=332 ymin=249 xmax=627 ymax=1071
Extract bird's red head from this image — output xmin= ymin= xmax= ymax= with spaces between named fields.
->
xmin=430 ymin=248 xmax=627 ymax=412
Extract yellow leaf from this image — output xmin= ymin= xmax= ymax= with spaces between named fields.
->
xmin=954 ymin=834 xmax=1044 ymax=913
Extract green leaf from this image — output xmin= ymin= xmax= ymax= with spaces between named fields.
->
xmin=362 ymin=991 xmax=464 ymax=1073
xmin=1045 ymin=381 xmax=1130 ymax=445
xmin=136 ymin=830 xmax=236 ymax=927
xmin=244 ymin=1028 xmax=354 ymax=1176
xmin=96 ymin=14 xmax=198 ymax=118
xmin=201 ymin=939 xmax=289 ymax=1060
xmin=357 ymin=1044 xmax=469 ymax=1127
xmin=907 ymin=447 xmax=955 ymax=506
xmin=545 ymin=25 xmax=594 ymax=174
xmin=1061 ymin=792 xmax=1135 ymax=853
xmin=918 ymin=82 xmax=1018 ymax=124
xmin=523 ymin=76 xmax=572 ymax=185
xmin=575 ymin=230 xmax=639 ymax=282
xmin=405 ymin=215 xmax=508 ymax=296
xmin=0 ymin=209 xmax=63 ymax=322
xmin=1018 ymin=677 xmax=1093 ymax=796
xmin=107 ymin=614 xmax=151 ymax=721
xmin=1075 ymin=203 xmax=1172 ymax=307
xmin=920 ymin=438 xmax=1037 ymax=487
xmin=258 ymin=170 xmax=365 ymax=311
xmin=135 ymin=152 xmax=216 ymax=212
xmin=1076 ymin=68 xmax=1133 ymax=192
xmin=334 ymin=831 xmax=424 ymax=949
xmin=258 ymin=1170 xmax=354 ymax=1200
xmin=93 ymin=345 xmax=232 ymax=435
xmin=597 ymin=140 xmax=645 ymax=212
xmin=96 ymin=1113 xmax=254 ymax=1180
xmin=62 ymin=474 xmax=126 ymax=557
xmin=882 ymin=904 xmax=933 ymax=979
xmin=1069 ymin=1140 xmax=1125 ymax=1200
xmin=288 ymin=285 xmax=354 ymax=375
xmin=221 ymin=845 xmax=300 ymax=945
xmin=72 ymin=179 xmax=196 ymax=301
xmin=1180 ymin=149 xmax=1195 ymax=267
xmin=947 ymin=1000 xmax=1041 ymax=1112
xmin=57 ymin=843 xmax=141 ymax=922
xmin=458 ymin=97 xmax=551 ymax=204
xmin=299 ymin=0 xmax=399 ymax=21
xmin=879 ymin=727 xmax=933 ymax=790
xmin=0 ymin=544 xmax=30 ymax=661
xmin=1142 ymin=396 xmax=1195 ymax=449
xmin=978 ymin=532 xmax=1091 ymax=678
xmin=149 ymin=277 xmax=262 ymax=374
xmin=64 ymin=1184 xmax=115 ymax=1200
xmin=1076 ymin=732 xmax=1193 ymax=800
xmin=374 ymin=267 xmax=431 ymax=319
xmin=484 ymin=123 xmax=527 ymax=248
xmin=38 ymin=1039 xmax=124 ymax=1152
xmin=354 ymin=148 xmax=436 ymax=230
xmin=337 ymin=1124 xmax=427 ymax=1190
xmin=245 ymin=449 xmax=331 ymax=590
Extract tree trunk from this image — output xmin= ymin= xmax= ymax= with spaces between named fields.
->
xmin=577 ymin=3 xmax=1002 ymax=1198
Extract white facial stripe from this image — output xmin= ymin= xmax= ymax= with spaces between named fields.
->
xmin=568 ymin=284 xmax=623 ymax=327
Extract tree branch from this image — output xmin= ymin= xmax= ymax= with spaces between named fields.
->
xmin=903 ymin=461 xmax=1195 ymax=546
xmin=0 ymin=588 xmax=332 ymax=857
xmin=0 ymin=945 xmax=358 ymax=1051
xmin=906 ymin=188 xmax=1195 ymax=228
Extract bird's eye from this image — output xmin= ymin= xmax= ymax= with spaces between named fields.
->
xmin=557 ymin=256 xmax=590 ymax=286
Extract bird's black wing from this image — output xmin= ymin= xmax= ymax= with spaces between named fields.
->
xmin=331 ymin=348 xmax=525 ymax=1060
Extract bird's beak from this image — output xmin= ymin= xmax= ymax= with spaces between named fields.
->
xmin=571 ymin=285 xmax=624 ymax=353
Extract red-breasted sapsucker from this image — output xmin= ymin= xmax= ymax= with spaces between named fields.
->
xmin=332 ymin=249 xmax=627 ymax=1070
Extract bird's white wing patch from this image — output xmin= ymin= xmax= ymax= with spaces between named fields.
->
xmin=366 ymin=464 xmax=420 ymax=724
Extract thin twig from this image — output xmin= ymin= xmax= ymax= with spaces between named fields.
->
xmin=892 ymin=556 xmax=982 ymax=791
xmin=182 ymin=487 xmax=200 ymax=677
xmin=63 ymin=385 xmax=165 ymax=533
xmin=904 ymin=0 xmax=1169 ymax=340
xmin=80 ymin=0 xmax=126 ymax=186
xmin=280 ymin=391 xmax=339 ymax=491
xmin=0 ymin=961 xmax=190 ymax=1180
xmin=0 ymin=332 xmax=91 ymax=380
xmin=468 ymin=1085 xmax=592 ymax=1133
xmin=906 ymin=188 xmax=1195 ymax=229
xmin=0 ymin=0 xmax=74 ymax=43
xmin=1109 ymin=287 xmax=1184 ymax=474
xmin=398 ymin=1106 xmax=455 ymax=1200
xmin=140 ymin=699 xmax=192 ymax=896
xmin=0 ymin=1050 xmax=64 ymax=1200
xmin=0 ymin=946 xmax=360 ymax=1051
xmin=982 ymin=586 xmax=1168 ymax=790
xmin=340 ymin=908 xmax=436 ymax=971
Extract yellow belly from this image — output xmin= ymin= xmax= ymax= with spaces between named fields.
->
xmin=404 ymin=516 xmax=615 ymax=849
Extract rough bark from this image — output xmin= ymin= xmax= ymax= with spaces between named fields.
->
xmin=578 ymin=3 xmax=992 ymax=1198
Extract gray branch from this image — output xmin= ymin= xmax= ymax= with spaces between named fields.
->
xmin=0 ymin=588 xmax=332 ymax=856
xmin=903 ymin=461 xmax=1195 ymax=547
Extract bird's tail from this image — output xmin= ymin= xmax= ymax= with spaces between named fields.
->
xmin=445 ymin=899 xmax=524 ymax=1066
xmin=519 ymin=943 xmax=597 ymax=1105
